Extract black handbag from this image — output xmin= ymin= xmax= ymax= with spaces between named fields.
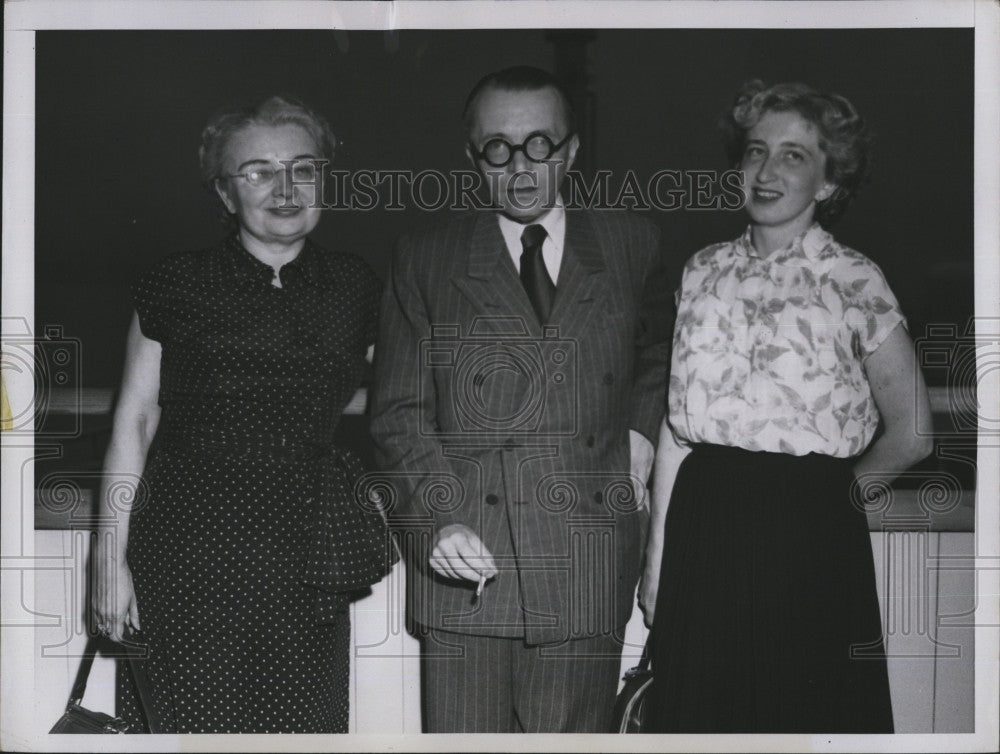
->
xmin=611 ymin=641 xmax=654 ymax=733
xmin=50 ymin=633 xmax=161 ymax=734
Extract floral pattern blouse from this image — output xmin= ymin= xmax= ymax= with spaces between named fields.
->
xmin=668 ymin=224 xmax=906 ymax=458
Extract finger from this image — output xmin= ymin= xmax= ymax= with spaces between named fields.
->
xmin=448 ymin=557 xmax=488 ymax=582
xmin=454 ymin=549 xmax=497 ymax=581
xmin=429 ymin=555 xmax=459 ymax=581
xmin=108 ymin=620 xmax=124 ymax=643
xmin=452 ymin=533 xmax=498 ymax=578
xmin=432 ymin=531 xmax=497 ymax=582
xmin=444 ymin=548 xmax=483 ymax=581
xmin=428 ymin=552 xmax=450 ymax=579
xmin=128 ymin=600 xmax=141 ymax=631
xmin=433 ymin=539 xmax=484 ymax=582
xmin=429 ymin=545 xmax=461 ymax=580
xmin=430 ymin=531 xmax=463 ymax=580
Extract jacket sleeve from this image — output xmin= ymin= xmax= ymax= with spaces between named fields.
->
xmin=369 ymin=235 xmax=483 ymax=544
xmin=628 ymin=221 xmax=676 ymax=447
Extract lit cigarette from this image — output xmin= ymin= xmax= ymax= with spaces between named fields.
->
xmin=476 ymin=574 xmax=486 ymax=598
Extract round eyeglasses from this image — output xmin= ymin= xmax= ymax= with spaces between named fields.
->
xmin=225 ymin=160 xmax=320 ymax=188
xmin=468 ymin=132 xmax=575 ymax=168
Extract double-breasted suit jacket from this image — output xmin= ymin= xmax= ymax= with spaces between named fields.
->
xmin=371 ymin=209 xmax=674 ymax=645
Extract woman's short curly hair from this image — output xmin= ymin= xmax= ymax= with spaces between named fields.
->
xmin=199 ymin=95 xmax=337 ymax=221
xmin=721 ymin=80 xmax=873 ymax=226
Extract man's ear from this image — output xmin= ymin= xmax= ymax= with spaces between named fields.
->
xmin=214 ymin=178 xmax=237 ymax=214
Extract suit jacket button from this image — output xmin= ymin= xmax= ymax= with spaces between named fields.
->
xmin=593 ymin=491 xmax=603 ymax=503
xmin=602 ymin=372 xmax=615 ymax=385
xmin=586 ymin=435 xmax=596 ymax=447
xmin=503 ymin=439 xmax=516 ymax=451
xmin=485 ymin=494 xmax=499 ymax=505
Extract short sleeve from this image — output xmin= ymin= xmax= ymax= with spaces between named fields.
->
xmin=837 ymin=255 xmax=907 ymax=357
xmin=130 ymin=261 xmax=172 ymax=343
xmin=329 ymin=250 xmax=382 ymax=352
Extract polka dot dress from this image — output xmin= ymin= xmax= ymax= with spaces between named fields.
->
xmin=117 ymin=235 xmax=382 ymax=733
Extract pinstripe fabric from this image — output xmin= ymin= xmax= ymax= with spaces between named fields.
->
xmin=421 ymin=629 xmax=624 ymax=733
xmin=372 ymin=208 xmax=674 ymax=729
xmin=371 ymin=209 xmax=675 ymax=647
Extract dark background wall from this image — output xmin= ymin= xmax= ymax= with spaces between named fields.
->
xmin=35 ymin=29 xmax=973 ymax=387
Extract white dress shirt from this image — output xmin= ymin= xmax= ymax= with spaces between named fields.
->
xmin=496 ymin=198 xmax=566 ymax=284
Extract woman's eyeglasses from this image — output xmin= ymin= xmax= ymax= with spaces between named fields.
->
xmin=468 ymin=132 xmax=575 ymax=168
xmin=225 ymin=160 xmax=320 ymax=188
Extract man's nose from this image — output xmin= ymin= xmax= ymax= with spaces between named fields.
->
xmin=509 ymin=148 xmax=531 ymax=173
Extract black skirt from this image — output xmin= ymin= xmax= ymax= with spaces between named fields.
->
xmin=644 ymin=443 xmax=893 ymax=733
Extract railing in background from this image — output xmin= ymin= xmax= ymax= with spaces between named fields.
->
xmin=32 ymin=387 xmax=976 ymax=531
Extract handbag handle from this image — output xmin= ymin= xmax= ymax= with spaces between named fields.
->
xmin=622 ymin=639 xmax=652 ymax=680
xmin=66 ymin=635 xmax=101 ymax=707
xmin=65 ymin=632 xmax=163 ymax=733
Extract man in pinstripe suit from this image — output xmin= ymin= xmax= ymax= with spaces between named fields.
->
xmin=371 ymin=67 xmax=675 ymax=732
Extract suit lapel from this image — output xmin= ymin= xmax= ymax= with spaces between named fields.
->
xmin=452 ymin=212 xmax=542 ymax=334
xmin=451 ymin=211 xmax=609 ymax=338
xmin=549 ymin=210 xmax=607 ymax=338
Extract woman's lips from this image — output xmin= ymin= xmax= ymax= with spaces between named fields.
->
xmin=268 ymin=206 xmax=303 ymax=216
xmin=751 ymin=187 xmax=782 ymax=202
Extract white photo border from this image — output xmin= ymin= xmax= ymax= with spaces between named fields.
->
xmin=3 ymin=2 xmax=997 ymax=752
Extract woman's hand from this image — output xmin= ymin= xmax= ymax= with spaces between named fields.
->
xmin=94 ymin=545 xmax=140 ymax=642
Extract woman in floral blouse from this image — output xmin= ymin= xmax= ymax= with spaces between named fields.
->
xmin=639 ymin=81 xmax=932 ymax=732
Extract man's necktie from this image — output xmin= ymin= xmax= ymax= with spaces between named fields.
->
xmin=519 ymin=223 xmax=555 ymax=323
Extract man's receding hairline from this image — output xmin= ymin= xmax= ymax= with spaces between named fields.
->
xmin=465 ymin=82 xmax=573 ymax=136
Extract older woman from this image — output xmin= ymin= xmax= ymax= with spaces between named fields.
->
xmin=93 ymin=96 xmax=393 ymax=733
xmin=639 ymin=81 xmax=932 ymax=732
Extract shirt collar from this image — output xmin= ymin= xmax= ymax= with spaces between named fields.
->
xmin=496 ymin=196 xmax=566 ymax=255
xmin=736 ymin=223 xmax=833 ymax=266
xmin=215 ymin=234 xmax=330 ymax=290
